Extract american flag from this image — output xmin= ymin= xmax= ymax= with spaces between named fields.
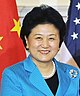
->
xmin=56 ymin=0 xmax=80 ymax=68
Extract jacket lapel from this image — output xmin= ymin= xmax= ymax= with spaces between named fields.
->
xmin=64 ymin=68 xmax=80 ymax=96
xmin=24 ymin=55 xmax=53 ymax=96
xmin=55 ymin=59 xmax=80 ymax=96
xmin=29 ymin=67 xmax=53 ymax=96
xmin=56 ymin=66 xmax=71 ymax=96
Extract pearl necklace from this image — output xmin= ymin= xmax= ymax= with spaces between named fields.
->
xmin=43 ymin=61 xmax=56 ymax=79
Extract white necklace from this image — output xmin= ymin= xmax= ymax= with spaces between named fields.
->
xmin=43 ymin=61 xmax=56 ymax=79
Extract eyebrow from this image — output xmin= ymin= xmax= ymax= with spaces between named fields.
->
xmin=48 ymin=34 xmax=56 ymax=36
xmin=34 ymin=34 xmax=43 ymax=36
xmin=34 ymin=34 xmax=56 ymax=36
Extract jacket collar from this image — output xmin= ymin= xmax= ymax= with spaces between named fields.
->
xmin=23 ymin=55 xmax=80 ymax=96
xmin=23 ymin=55 xmax=36 ymax=72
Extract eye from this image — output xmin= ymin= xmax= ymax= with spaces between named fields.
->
xmin=49 ymin=37 xmax=55 ymax=40
xmin=35 ymin=37 xmax=43 ymax=40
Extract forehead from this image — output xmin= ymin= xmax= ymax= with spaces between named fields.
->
xmin=30 ymin=24 xmax=59 ymax=36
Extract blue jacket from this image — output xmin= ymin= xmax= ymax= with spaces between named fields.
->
xmin=1 ymin=55 xmax=80 ymax=96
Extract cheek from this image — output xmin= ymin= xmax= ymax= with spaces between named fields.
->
xmin=51 ymin=41 xmax=59 ymax=48
xmin=28 ymin=40 xmax=40 ymax=48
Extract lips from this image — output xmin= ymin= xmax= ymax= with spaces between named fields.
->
xmin=39 ymin=50 xmax=50 ymax=54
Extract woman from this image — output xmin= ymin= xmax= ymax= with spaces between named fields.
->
xmin=1 ymin=5 xmax=80 ymax=96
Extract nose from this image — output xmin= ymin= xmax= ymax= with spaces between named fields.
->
xmin=41 ymin=38 xmax=49 ymax=48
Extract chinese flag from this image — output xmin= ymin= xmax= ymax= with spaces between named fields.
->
xmin=0 ymin=0 xmax=26 ymax=80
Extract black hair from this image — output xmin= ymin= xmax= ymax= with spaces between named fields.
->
xmin=20 ymin=4 xmax=66 ymax=48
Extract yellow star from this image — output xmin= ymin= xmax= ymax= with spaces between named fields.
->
xmin=0 ymin=36 xmax=3 ymax=50
xmin=11 ymin=19 xmax=21 ymax=37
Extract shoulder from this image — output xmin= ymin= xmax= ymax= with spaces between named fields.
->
xmin=1 ymin=59 xmax=28 ymax=96
xmin=2 ymin=58 xmax=27 ymax=79
xmin=58 ymin=60 xmax=79 ymax=72
xmin=54 ymin=58 xmax=78 ymax=70
xmin=3 ymin=61 xmax=23 ymax=73
xmin=54 ymin=58 xmax=80 ymax=79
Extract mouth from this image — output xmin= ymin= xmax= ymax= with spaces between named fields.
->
xmin=39 ymin=50 xmax=50 ymax=54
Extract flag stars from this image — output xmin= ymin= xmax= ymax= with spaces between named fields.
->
xmin=71 ymin=32 xmax=78 ymax=40
xmin=11 ymin=19 xmax=21 ymax=37
xmin=0 ymin=36 xmax=3 ymax=50
xmin=76 ymin=2 xmax=80 ymax=10
xmin=73 ymin=18 xmax=80 ymax=25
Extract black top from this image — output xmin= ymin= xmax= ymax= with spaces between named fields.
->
xmin=45 ymin=71 xmax=59 ymax=95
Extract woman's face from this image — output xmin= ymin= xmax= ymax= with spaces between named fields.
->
xmin=26 ymin=24 xmax=60 ymax=63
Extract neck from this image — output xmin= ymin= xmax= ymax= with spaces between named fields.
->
xmin=33 ymin=60 xmax=54 ymax=77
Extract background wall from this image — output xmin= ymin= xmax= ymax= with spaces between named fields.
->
xmin=16 ymin=0 xmax=70 ymax=6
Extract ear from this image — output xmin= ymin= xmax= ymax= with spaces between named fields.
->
xmin=25 ymin=36 xmax=29 ymax=49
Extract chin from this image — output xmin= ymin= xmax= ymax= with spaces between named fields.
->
xmin=38 ymin=58 xmax=52 ymax=62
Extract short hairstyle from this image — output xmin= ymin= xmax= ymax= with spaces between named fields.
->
xmin=20 ymin=4 xmax=66 ymax=48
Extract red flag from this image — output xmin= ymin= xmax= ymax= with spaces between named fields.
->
xmin=0 ymin=0 xmax=26 ymax=80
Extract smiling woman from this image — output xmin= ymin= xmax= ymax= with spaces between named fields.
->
xmin=1 ymin=4 xmax=80 ymax=96
xmin=26 ymin=24 xmax=60 ymax=64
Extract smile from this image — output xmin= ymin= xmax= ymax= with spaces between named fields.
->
xmin=39 ymin=50 xmax=50 ymax=54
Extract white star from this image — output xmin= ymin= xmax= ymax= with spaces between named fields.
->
xmin=71 ymin=32 xmax=78 ymax=40
xmin=76 ymin=2 xmax=80 ymax=10
xmin=73 ymin=18 xmax=80 ymax=25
